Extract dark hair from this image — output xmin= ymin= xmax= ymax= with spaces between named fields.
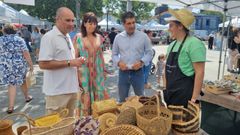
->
xmin=34 ymin=27 xmax=39 ymax=33
xmin=40 ymin=29 xmax=46 ymax=35
xmin=173 ymin=21 xmax=189 ymax=34
xmin=3 ymin=24 xmax=16 ymax=34
xmin=111 ymin=27 xmax=115 ymax=31
xmin=81 ymin=12 xmax=98 ymax=37
xmin=121 ymin=11 xmax=135 ymax=24
xmin=158 ymin=54 xmax=165 ymax=61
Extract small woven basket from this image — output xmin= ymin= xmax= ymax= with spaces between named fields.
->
xmin=101 ymin=124 xmax=146 ymax=135
xmin=92 ymin=99 xmax=118 ymax=118
xmin=98 ymin=113 xmax=117 ymax=132
xmin=136 ymin=95 xmax=172 ymax=135
xmin=168 ymin=101 xmax=200 ymax=134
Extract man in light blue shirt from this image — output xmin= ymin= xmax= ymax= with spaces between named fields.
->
xmin=112 ymin=11 xmax=153 ymax=102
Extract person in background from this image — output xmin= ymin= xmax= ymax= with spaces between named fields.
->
xmin=31 ymin=27 xmax=41 ymax=61
xmin=21 ymin=26 xmax=32 ymax=52
xmin=208 ymin=32 xmax=214 ymax=50
xmin=74 ymin=12 xmax=109 ymax=116
xmin=143 ymin=30 xmax=154 ymax=89
xmin=108 ymin=27 xmax=117 ymax=50
xmin=38 ymin=7 xmax=85 ymax=116
xmin=0 ymin=26 xmax=3 ymax=36
xmin=0 ymin=24 xmax=33 ymax=114
xmin=155 ymin=54 xmax=166 ymax=89
xmin=112 ymin=11 xmax=153 ymax=102
xmin=156 ymin=8 xmax=206 ymax=107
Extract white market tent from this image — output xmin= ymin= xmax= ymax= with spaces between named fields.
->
xmin=0 ymin=1 xmax=17 ymax=23
xmin=219 ymin=17 xmax=240 ymax=27
xmin=125 ymin=0 xmax=240 ymax=79
xmin=144 ymin=20 xmax=168 ymax=30
xmin=98 ymin=18 xmax=122 ymax=30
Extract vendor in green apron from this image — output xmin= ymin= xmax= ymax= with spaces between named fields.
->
xmin=163 ymin=8 xmax=206 ymax=107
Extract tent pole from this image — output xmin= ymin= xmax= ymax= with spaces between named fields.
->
xmin=222 ymin=16 xmax=232 ymax=78
xmin=217 ymin=0 xmax=227 ymax=80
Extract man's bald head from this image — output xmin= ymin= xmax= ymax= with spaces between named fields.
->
xmin=56 ymin=7 xmax=73 ymax=20
xmin=55 ymin=7 xmax=75 ymax=35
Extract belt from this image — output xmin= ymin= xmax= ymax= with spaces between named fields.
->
xmin=121 ymin=68 xmax=142 ymax=72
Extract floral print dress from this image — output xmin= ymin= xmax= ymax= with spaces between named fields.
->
xmin=0 ymin=34 xmax=28 ymax=85
xmin=75 ymin=34 xmax=109 ymax=116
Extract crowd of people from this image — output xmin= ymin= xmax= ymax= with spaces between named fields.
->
xmin=0 ymin=6 xmax=207 ymax=116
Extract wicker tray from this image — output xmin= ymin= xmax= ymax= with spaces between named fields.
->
xmin=205 ymin=84 xmax=231 ymax=94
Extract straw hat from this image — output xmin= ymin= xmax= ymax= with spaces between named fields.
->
xmin=165 ymin=8 xmax=195 ymax=30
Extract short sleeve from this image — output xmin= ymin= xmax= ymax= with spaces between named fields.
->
xmin=188 ymin=39 xmax=206 ymax=62
xmin=38 ymin=34 xmax=54 ymax=61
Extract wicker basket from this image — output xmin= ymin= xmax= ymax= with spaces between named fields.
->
xmin=29 ymin=108 xmax=68 ymax=127
xmin=0 ymin=119 xmax=14 ymax=135
xmin=101 ymin=124 xmax=146 ymax=135
xmin=116 ymin=107 xmax=137 ymax=125
xmin=92 ymin=99 xmax=118 ymax=118
xmin=120 ymin=96 xmax=143 ymax=110
xmin=98 ymin=113 xmax=117 ymax=132
xmin=136 ymin=95 xmax=172 ymax=135
xmin=168 ymin=101 xmax=200 ymax=134
xmin=22 ymin=117 xmax=75 ymax=135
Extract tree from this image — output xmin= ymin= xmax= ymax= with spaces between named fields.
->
xmin=8 ymin=0 xmax=104 ymax=22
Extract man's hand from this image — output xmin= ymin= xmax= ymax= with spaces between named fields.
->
xmin=132 ymin=60 xmax=144 ymax=70
xmin=70 ymin=57 xmax=86 ymax=67
xmin=118 ymin=61 xmax=128 ymax=71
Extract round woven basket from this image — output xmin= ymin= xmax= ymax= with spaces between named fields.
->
xmin=98 ymin=113 xmax=117 ymax=132
xmin=101 ymin=124 xmax=146 ymax=135
xmin=116 ymin=107 xmax=136 ymax=125
xmin=136 ymin=95 xmax=172 ymax=135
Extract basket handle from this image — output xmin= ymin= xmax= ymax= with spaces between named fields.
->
xmin=154 ymin=94 xmax=161 ymax=117
xmin=59 ymin=108 xmax=69 ymax=118
xmin=1 ymin=112 xmax=33 ymax=135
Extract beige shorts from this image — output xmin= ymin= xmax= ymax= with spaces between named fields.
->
xmin=45 ymin=93 xmax=77 ymax=117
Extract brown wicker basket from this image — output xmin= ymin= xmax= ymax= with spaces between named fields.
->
xmin=168 ymin=101 xmax=200 ymax=134
xmin=101 ymin=124 xmax=146 ymax=135
xmin=1 ymin=113 xmax=33 ymax=135
xmin=205 ymin=84 xmax=231 ymax=94
xmin=0 ymin=119 xmax=14 ymax=135
xmin=92 ymin=99 xmax=118 ymax=118
xmin=136 ymin=95 xmax=172 ymax=135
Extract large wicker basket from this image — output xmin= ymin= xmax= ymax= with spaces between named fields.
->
xmin=22 ymin=117 xmax=75 ymax=135
xmin=101 ymin=124 xmax=146 ymax=135
xmin=168 ymin=101 xmax=200 ymax=134
xmin=136 ymin=95 xmax=172 ymax=135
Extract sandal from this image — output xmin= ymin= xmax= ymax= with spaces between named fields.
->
xmin=25 ymin=96 xmax=33 ymax=103
xmin=6 ymin=107 xmax=14 ymax=114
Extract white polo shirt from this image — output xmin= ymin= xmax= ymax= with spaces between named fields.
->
xmin=39 ymin=26 xmax=79 ymax=96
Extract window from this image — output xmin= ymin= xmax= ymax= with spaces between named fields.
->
xmin=206 ymin=19 xmax=210 ymax=26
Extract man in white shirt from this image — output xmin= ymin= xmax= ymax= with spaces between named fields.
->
xmin=39 ymin=7 xmax=85 ymax=116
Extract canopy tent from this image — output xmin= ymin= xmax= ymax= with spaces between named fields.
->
xmin=0 ymin=1 xmax=17 ymax=23
xmin=219 ymin=17 xmax=240 ymax=27
xmin=144 ymin=20 xmax=168 ymax=30
xmin=125 ymin=0 xmax=240 ymax=79
xmin=98 ymin=18 xmax=122 ymax=30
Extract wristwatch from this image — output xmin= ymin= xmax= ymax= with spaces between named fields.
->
xmin=67 ymin=60 xmax=71 ymax=67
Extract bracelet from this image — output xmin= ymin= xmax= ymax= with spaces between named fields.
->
xmin=67 ymin=60 xmax=70 ymax=67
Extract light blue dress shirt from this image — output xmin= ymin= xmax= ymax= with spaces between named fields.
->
xmin=112 ymin=30 xmax=153 ymax=69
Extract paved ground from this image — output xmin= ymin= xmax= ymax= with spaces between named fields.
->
xmin=0 ymin=43 xmax=228 ymax=131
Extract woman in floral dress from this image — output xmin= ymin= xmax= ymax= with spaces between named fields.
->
xmin=74 ymin=12 xmax=109 ymax=116
xmin=0 ymin=24 xmax=33 ymax=113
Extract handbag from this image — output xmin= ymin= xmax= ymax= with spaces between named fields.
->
xmin=26 ymin=71 xmax=36 ymax=88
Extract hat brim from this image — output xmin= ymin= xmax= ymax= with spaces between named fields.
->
xmin=164 ymin=16 xmax=179 ymax=22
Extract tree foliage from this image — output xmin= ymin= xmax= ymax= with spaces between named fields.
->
xmin=5 ymin=0 xmax=155 ymax=23
xmin=8 ymin=0 xmax=104 ymax=22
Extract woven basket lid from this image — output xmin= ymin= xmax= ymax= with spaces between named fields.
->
xmin=0 ymin=120 xmax=14 ymax=135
